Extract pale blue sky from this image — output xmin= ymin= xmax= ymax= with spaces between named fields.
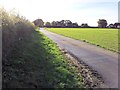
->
xmin=0 ymin=0 xmax=119 ymax=26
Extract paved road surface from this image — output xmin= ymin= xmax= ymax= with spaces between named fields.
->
xmin=40 ymin=29 xmax=118 ymax=88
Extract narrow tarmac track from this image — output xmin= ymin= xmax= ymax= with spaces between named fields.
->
xmin=40 ymin=29 xmax=118 ymax=88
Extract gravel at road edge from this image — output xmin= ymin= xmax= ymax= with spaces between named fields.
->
xmin=59 ymin=47 xmax=110 ymax=88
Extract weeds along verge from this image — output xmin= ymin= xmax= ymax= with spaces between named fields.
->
xmin=2 ymin=8 xmax=84 ymax=88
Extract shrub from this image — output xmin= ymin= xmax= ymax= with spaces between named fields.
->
xmin=1 ymin=7 xmax=35 ymax=60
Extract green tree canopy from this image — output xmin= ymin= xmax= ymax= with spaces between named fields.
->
xmin=33 ymin=19 xmax=44 ymax=27
xmin=97 ymin=19 xmax=107 ymax=28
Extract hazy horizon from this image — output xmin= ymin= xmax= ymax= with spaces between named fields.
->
xmin=0 ymin=0 xmax=119 ymax=26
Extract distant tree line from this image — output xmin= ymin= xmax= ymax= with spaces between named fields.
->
xmin=97 ymin=19 xmax=120 ymax=28
xmin=33 ymin=18 xmax=120 ymax=29
xmin=33 ymin=19 xmax=80 ymax=28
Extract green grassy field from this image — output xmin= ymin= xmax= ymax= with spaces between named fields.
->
xmin=47 ymin=28 xmax=119 ymax=53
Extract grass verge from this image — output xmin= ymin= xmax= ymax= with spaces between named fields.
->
xmin=2 ymin=8 xmax=84 ymax=88
xmin=3 ymin=28 xmax=84 ymax=88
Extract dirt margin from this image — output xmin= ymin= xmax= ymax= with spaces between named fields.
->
xmin=59 ymin=47 xmax=109 ymax=88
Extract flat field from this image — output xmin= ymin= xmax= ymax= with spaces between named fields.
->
xmin=47 ymin=28 xmax=119 ymax=53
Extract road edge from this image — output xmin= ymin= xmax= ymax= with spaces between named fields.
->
xmin=58 ymin=47 xmax=109 ymax=88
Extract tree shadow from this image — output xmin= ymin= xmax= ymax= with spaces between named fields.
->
xmin=2 ymin=30 xmax=84 ymax=88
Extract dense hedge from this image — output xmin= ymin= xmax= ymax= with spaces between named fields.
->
xmin=1 ymin=8 xmax=36 ymax=87
xmin=1 ymin=8 xmax=84 ymax=88
xmin=2 ymin=8 xmax=35 ymax=61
